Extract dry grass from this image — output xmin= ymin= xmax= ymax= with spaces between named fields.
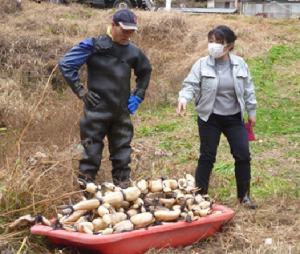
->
xmin=0 ymin=0 xmax=22 ymax=15
xmin=0 ymin=1 xmax=300 ymax=253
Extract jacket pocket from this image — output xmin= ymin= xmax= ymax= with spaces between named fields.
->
xmin=201 ymin=68 xmax=216 ymax=91
xmin=236 ymin=69 xmax=248 ymax=88
xmin=236 ymin=69 xmax=248 ymax=78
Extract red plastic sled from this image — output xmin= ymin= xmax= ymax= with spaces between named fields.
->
xmin=31 ymin=204 xmax=234 ymax=254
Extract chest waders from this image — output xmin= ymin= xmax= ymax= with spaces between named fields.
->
xmin=78 ymin=35 xmax=151 ymax=187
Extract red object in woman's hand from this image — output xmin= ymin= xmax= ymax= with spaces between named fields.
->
xmin=245 ymin=122 xmax=255 ymax=141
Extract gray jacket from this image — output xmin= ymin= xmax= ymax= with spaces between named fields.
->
xmin=178 ymin=54 xmax=257 ymax=122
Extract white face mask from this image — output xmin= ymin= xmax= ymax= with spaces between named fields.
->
xmin=208 ymin=43 xmax=229 ymax=59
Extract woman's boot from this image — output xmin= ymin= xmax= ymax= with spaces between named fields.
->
xmin=237 ymin=181 xmax=258 ymax=209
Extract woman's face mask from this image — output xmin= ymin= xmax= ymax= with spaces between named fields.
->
xmin=208 ymin=43 xmax=229 ymax=59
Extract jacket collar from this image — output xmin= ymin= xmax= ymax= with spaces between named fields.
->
xmin=207 ymin=53 xmax=239 ymax=67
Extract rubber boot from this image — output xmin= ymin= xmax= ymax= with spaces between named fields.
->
xmin=113 ymin=177 xmax=131 ymax=189
xmin=80 ymin=174 xmax=95 ymax=182
xmin=237 ymin=181 xmax=258 ymax=209
xmin=112 ymin=166 xmax=131 ymax=189
xmin=196 ymin=186 xmax=208 ymax=195
xmin=113 ymin=178 xmax=131 ymax=189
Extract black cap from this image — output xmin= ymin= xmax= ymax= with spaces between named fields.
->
xmin=113 ymin=9 xmax=138 ymax=31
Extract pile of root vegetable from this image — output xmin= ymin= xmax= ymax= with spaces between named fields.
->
xmin=28 ymin=174 xmax=226 ymax=235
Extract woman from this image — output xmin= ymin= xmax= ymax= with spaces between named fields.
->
xmin=177 ymin=25 xmax=257 ymax=209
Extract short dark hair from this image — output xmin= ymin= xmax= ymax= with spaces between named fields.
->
xmin=208 ymin=25 xmax=237 ymax=51
xmin=114 ymin=22 xmax=120 ymax=27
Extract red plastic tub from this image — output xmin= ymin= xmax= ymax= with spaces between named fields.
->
xmin=31 ymin=204 xmax=234 ymax=254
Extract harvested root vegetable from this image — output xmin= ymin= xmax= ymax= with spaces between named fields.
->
xmin=48 ymin=176 xmax=223 ymax=235
xmin=9 ymin=215 xmax=35 ymax=232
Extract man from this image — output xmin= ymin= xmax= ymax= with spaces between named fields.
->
xmin=59 ymin=9 xmax=152 ymax=188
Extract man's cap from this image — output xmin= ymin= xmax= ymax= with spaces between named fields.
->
xmin=113 ymin=9 xmax=138 ymax=31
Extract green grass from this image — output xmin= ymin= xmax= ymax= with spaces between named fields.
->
xmin=63 ymin=12 xmax=78 ymax=20
xmin=137 ymin=122 xmax=178 ymax=136
xmin=206 ymin=161 xmax=294 ymax=201
xmin=246 ymin=43 xmax=300 ymax=138
xmin=247 ymin=43 xmax=300 ymax=84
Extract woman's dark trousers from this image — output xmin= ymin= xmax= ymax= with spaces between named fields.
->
xmin=195 ymin=113 xmax=251 ymax=197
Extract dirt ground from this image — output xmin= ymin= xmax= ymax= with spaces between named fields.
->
xmin=1 ymin=1 xmax=300 ymax=253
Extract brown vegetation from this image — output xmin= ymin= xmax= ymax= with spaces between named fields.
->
xmin=0 ymin=1 xmax=300 ymax=253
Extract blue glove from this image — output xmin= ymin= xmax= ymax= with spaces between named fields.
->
xmin=128 ymin=95 xmax=142 ymax=114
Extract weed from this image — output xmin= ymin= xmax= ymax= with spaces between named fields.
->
xmin=154 ymin=122 xmax=177 ymax=132
xmin=64 ymin=12 xmax=77 ymax=20
xmin=137 ymin=122 xmax=178 ymax=136
xmin=0 ymin=128 xmax=18 ymax=149
xmin=136 ymin=126 xmax=153 ymax=136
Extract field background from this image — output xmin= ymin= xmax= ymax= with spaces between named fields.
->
xmin=0 ymin=1 xmax=300 ymax=253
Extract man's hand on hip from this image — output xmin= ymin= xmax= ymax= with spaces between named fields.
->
xmin=128 ymin=95 xmax=142 ymax=114
xmin=77 ymin=87 xmax=101 ymax=107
